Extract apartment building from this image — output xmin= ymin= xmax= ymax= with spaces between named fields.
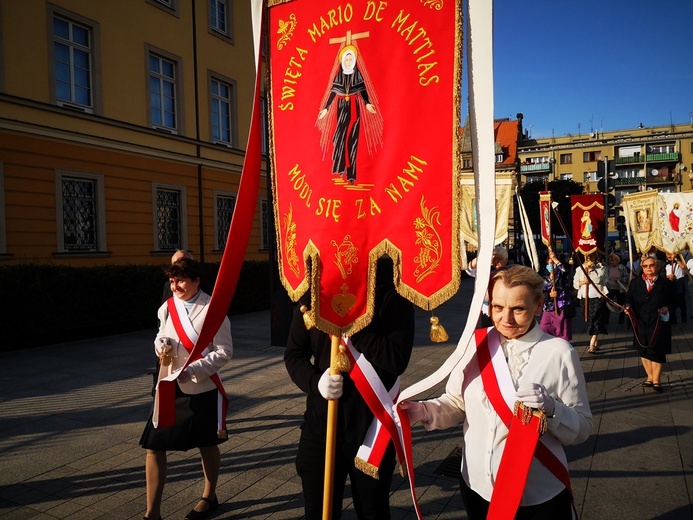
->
xmin=518 ymin=123 xmax=693 ymax=204
xmin=0 ymin=0 xmax=268 ymax=267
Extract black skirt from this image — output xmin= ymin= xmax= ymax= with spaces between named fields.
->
xmin=140 ymin=384 xmax=227 ymax=451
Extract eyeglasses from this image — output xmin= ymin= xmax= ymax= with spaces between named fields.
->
xmin=642 ymin=263 xmax=656 ymax=268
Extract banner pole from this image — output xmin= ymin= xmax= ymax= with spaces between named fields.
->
xmin=322 ymin=334 xmax=341 ymax=519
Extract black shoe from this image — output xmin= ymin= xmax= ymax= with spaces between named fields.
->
xmin=652 ymin=383 xmax=663 ymax=393
xmin=185 ymin=497 xmax=219 ymax=520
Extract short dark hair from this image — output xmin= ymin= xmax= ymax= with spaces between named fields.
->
xmin=165 ymin=257 xmax=202 ymax=281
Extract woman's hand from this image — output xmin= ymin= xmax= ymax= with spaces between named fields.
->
xmin=177 ymin=367 xmax=192 ymax=384
xmin=396 ymin=401 xmax=429 ymax=425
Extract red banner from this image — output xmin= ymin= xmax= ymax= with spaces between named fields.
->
xmin=570 ymin=194 xmax=605 ymax=256
xmin=539 ymin=191 xmax=551 ymax=248
xmin=268 ymin=1 xmax=462 ymax=334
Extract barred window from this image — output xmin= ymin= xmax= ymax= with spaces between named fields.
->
xmin=62 ymin=177 xmax=98 ymax=251
xmin=215 ymin=193 xmax=236 ymax=250
xmin=156 ymin=188 xmax=182 ymax=250
xmin=53 ymin=15 xmax=93 ymax=110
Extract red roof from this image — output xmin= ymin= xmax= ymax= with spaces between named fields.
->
xmin=459 ymin=118 xmax=519 ymax=167
xmin=494 ymin=119 xmax=519 ymax=166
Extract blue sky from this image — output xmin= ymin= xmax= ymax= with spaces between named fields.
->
xmin=464 ymin=0 xmax=693 ymax=138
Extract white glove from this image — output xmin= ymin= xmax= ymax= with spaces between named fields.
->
xmin=515 ymin=383 xmax=555 ymax=417
xmin=318 ymin=368 xmax=343 ymax=400
xmin=395 ymin=401 xmax=429 ymax=425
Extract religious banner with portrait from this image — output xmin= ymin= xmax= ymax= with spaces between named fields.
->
xmin=539 ymin=191 xmax=552 ymax=247
xmin=622 ymin=190 xmax=693 ymax=254
xmin=267 ymin=0 xmax=462 ymax=335
xmin=570 ymin=194 xmax=605 ymax=256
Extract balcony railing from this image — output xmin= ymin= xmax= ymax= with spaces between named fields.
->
xmin=615 ymin=152 xmax=679 ymax=164
xmin=614 ymin=155 xmax=643 ymax=165
xmin=520 ymin=163 xmax=551 ymax=173
xmin=614 ymin=177 xmax=645 ymax=186
xmin=646 ymin=152 xmax=679 ymax=162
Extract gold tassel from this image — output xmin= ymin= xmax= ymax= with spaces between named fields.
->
xmin=300 ymin=305 xmax=314 ymax=330
xmin=333 ymin=340 xmax=351 ymax=372
xmin=513 ymin=401 xmax=548 ymax=435
xmin=429 ymin=314 xmax=449 ymax=343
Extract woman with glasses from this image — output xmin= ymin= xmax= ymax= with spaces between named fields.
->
xmin=625 ymin=256 xmax=675 ymax=393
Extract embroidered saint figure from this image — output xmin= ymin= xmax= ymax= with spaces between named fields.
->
xmin=317 ymin=31 xmax=383 ymax=185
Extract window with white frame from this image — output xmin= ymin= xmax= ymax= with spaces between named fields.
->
xmin=56 ymin=171 xmax=106 ymax=252
xmin=146 ymin=0 xmax=179 ymax=15
xmin=148 ymin=50 xmax=179 ymax=132
xmin=154 ymin=185 xmax=185 ymax=251
xmin=559 ymin=173 xmax=573 ymax=181
xmin=51 ymin=12 xmax=97 ymax=112
xmin=209 ymin=0 xmax=233 ymax=41
xmin=260 ymin=198 xmax=270 ymax=251
xmin=214 ymin=191 xmax=236 ymax=250
xmin=210 ymin=75 xmax=236 ymax=146
xmin=647 ymin=144 xmax=675 ymax=154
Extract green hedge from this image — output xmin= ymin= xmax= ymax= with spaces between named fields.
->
xmin=0 ymin=261 xmax=270 ymax=350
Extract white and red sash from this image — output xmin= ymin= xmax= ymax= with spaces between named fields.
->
xmin=342 ymin=336 xmax=403 ymax=477
xmin=153 ymin=297 xmax=229 ymax=438
xmin=475 ymin=327 xmax=572 ymax=520
xmin=342 ymin=335 xmax=423 ymax=518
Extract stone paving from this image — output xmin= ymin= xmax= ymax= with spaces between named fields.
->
xmin=1 ymin=279 xmax=692 ymax=519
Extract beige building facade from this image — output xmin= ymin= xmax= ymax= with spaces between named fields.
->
xmin=519 ymin=123 xmax=693 ymax=203
xmin=0 ymin=0 xmax=268 ymax=267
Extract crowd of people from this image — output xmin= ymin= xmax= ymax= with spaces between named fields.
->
xmin=140 ymin=245 xmax=690 ymax=519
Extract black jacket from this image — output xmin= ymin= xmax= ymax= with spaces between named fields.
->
xmin=625 ymin=276 xmax=675 ymax=353
xmin=284 ymin=282 xmax=415 ymax=449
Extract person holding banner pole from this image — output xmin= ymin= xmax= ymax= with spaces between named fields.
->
xmin=573 ymin=253 xmax=609 ymax=354
xmin=140 ymin=258 xmax=233 ymax=520
xmin=540 ymin=251 xmax=575 ymax=342
xmin=284 ymin=258 xmax=415 ymax=520
xmin=398 ymin=265 xmax=592 ymax=520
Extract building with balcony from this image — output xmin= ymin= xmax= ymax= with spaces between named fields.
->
xmin=518 ymin=122 xmax=693 ymax=249
xmin=518 ymin=123 xmax=693 ymax=206
xmin=0 ymin=0 xmax=267 ymax=267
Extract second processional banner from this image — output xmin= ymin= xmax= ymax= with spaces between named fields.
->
xmin=267 ymin=0 xmax=462 ymax=334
